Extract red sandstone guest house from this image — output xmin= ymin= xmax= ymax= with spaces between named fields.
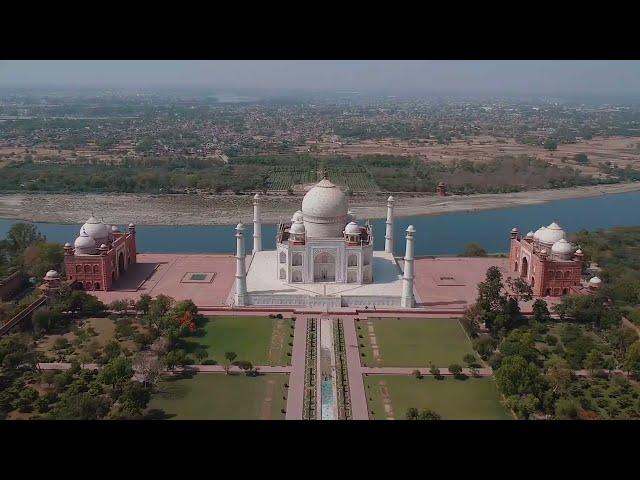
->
xmin=64 ymin=216 xmax=137 ymax=291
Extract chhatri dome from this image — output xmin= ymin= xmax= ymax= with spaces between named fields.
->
xmin=301 ymin=170 xmax=348 ymax=238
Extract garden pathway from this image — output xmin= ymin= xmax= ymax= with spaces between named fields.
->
xmin=285 ymin=316 xmax=308 ymax=420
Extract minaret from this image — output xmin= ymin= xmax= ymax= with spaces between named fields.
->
xmin=401 ymin=225 xmax=416 ymax=308
xmin=384 ymin=195 xmax=395 ymax=254
xmin=234 ymin=222 xmax=248 ymax=306
xmin=253 ymin=193 xmax=262 ymax=254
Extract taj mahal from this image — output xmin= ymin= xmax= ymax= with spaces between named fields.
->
xmin=58 ymin=172 xmax=602 ymax=314
xmin=234 ymin=170 xmax=416 ymax=309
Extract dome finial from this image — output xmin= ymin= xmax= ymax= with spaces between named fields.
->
xmin=322 ymin=166 xmax=328 ymax=180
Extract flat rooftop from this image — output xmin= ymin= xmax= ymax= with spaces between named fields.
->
xmin=413 ymin=257 xmax=510 ymax=310
xmin=245 ymin=250 xmax=404 ymax=298
xmin=91 ymin=253 xmax=236 ymax=307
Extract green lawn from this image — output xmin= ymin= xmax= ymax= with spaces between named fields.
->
xmin=364 ymin=375 xmax=512 ymax=420
xmin=358 ymin=317 xmax=477 ymax=367
xmin=183 ymin=316 xmax=294 ymax=366
xmin=148 ymin=373 xmax=289 ymax=420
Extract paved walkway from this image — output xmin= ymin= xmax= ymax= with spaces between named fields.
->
xmin=37 ymin=363 xmax=291 ymax=374
xmin=286 ymin=316 xmax=308 ymax=420
xmin=361 ymin=366 xmax=493 ymax=376
xmin=341 ymin=316 xmax=370 ymax=420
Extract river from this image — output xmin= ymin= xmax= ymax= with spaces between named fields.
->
xmin=1 ymin=191 xmax=639 ymax=256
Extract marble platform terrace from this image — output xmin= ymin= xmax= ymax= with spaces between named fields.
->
xmin=90 ymin=253 xmax=236 ymax=307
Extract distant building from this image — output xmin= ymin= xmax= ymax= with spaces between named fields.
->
xmin=64 ymin=216 xmax=137 ymax=291
xmin=436 ymin=182 xmax=447 ymax=196
xmin=508 ymin=222 xmax=584 ymax=297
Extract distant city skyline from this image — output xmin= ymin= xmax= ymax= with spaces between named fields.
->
xmin=1 ymin=60 xmax=639 ymax=96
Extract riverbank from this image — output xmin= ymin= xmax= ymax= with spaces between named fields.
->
xmin=0 ymin=182 xmax=639 ymax=226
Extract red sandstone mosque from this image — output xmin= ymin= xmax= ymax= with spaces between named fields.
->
xmin=508 ymin=222 xmax=585 ymax=297
xmin=63 ymin=216 xmax=137 ymax=291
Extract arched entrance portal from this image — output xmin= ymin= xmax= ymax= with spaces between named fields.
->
xmin=520 ymin=257 xmax=528 ymax=279
xmin=118 ymin=252 xmax=125 ymax=276
xmin=314 ymin=252 xmax=336 ymax=282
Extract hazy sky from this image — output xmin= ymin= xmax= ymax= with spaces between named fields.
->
xmin=0 ymin=60 xmax=639 ymax=95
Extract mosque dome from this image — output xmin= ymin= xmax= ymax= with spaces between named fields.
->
xmin=64 ymin=242 xmax=72 ymax=248
xmin=537 ymin=222 xmax=566 ymax=245
xmin=589 ymin=276 xmax=602 ymax=287
xmin=80 ymin=216 xmax=110 ymax=245
xmin=533 ymin=226 xmax=547 ymax=240
xmin=526 ymin=231 xmax=535 ymax=238
xmin=44 ymin=270 xmax=60 ymax=280
xmin=551 ymin=238 xmax=574 ymax=258
xmin=74 ymin=231 xmax=97 ymax=254
xmin=301 ymin=176 xmax=348 ymax=238
xmin=344 ymin=222 xmax=360 ymax=235
xmin=111 ymin=225 xmax=120 ymax=233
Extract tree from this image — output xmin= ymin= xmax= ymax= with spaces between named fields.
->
xmin=463 ymin=353 xmax=477 ymax=367
xmin=98 ymin=356 xmax=133 ymax=393
xmin=429 ymin=363 xmax=440 ymax=378
xmin=133 ymin=352 xmax=162 ymax=388
xmin=544 ymin=355 xmax=572 ymax=394
xmin=473 ymin=335 xmax=497 ymax=359
xmin=532 ymin=299 xmax=551 ymax=323
xmin=406 ymin=407 xmax=419 ymax=420
xmin=448 ymin=363 xmax=464 ymax=378
xmin=543 ymin=138 xmax=558 ymax=151
xmin=163 ymin=349 xmax=188 ymax=371
xmin=22 ymin=242 xmax=64 ymax=279
xmin=584 ymin=349 xmax=605 ymax=375
xmin=119 ymin=381 xmax=151 ymax=417
xmin=495 ymin=355 xmax=544 ymax=397
xmin=5 ymin=223 xmax=45 ymax=257
xmin=574 ymin=153 xmax=589 ymax=165
xmin=412 ymin=369 xmax=422 ymax=379
xmin=135 ymin=294 xmax=152 ymax=316
xmin=224 ymin=351 xmax=237 ymax=375
xmin=109 ymin=299 xmax=129 ymax=315
xmin=507 ymin=277 xmax=534 ymax=302
xmin=506 ymin=394 xmax=540 ymax=419
xmin=103 ymin=340 xmax=121 ymax=362
xmin=419 ymin=409 xmax=441 ymax=420
xmin=555 ymin=397 xmax=579 ymax=420
xmin=624 ymin=342 xmax=640 ymax=378
xmin=477 ymin=266 xmax=505 ymax=313
xmin=463 ymin=242 xmax=487 ymax=257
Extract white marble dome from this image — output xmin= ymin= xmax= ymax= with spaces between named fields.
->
xmin=589 ymin=276 xmax=602 ymax=286
xmin=291 ymin=210 xmax=304 ymax=222
xmin=301 ymin=177 xmax=348 ymax=238
xmin=551 ymin=238 xmax=574 ymax=258
xmin=44 ymin=270 xmax=60 ymax=280
xmin=533 ymin=226 xmax=547 ymax=240
xmin=344 ymin=222 xmax=360 ymax=235
xmin=526 ymin=231 xmax=535 ymax=238
xmin=80 ymin=216 xmax=110 ymax=245
xmin=74 ymin=231 xmax=97 ymax=254
xmin=537 ymin=222 xmax=566 ymax=245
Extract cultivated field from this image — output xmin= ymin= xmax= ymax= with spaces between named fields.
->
xmin=295 ymin=135 xmax=640 ymax=176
